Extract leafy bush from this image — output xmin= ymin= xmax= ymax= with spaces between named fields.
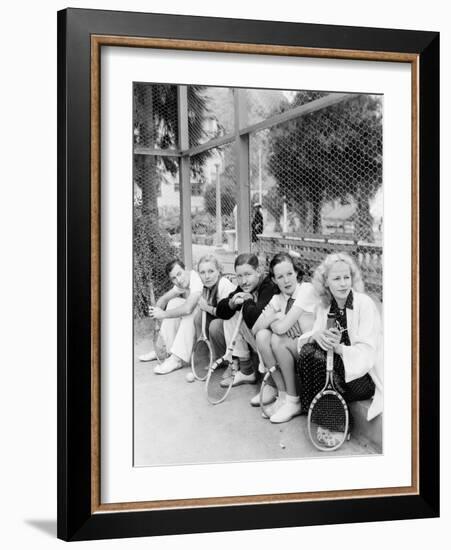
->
xmin=159 ymin=208 xmax=182 ymax=235
xmin=134 ymin=213 xmax=177 ymax=318
xmin=191 ymin=211 xmax=216 ymax=235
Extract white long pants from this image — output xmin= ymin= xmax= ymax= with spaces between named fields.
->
xmin=239 ymin=321 xmax=258 ymax=353
xmin=159 ymin=297 xmax=197 ymax=363
xmin=239 ymin=321 xmax=266 ymax=372
xmin=223 ymin=312 xmax=251 ymax=359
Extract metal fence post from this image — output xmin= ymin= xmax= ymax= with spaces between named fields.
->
xmin=177 ymin=85 xmax=192 ymax=269
xmin=215 ymin=164 xmax=223 ymax=248
xmin=234 ymin=88 xmax=251 ymax=252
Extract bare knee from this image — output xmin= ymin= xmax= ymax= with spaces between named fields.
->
xmin=256 ymin=328 xmax=272 ymax=349
xmin=271 ymin=333 xmax=295 ymax=359
xmin=256 ymin=328 xmax=271 ymax=342
xmin=270 ymin=332 xmax=283 ymax=349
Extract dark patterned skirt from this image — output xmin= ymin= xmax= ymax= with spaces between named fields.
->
xmin=296 ymin=342 xmax=375 ymax=415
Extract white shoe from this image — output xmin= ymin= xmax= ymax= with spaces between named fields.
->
xmin=250 ymin=383 xmax=277 ymax=406
xmin=269 ymin=399 xmax=302 ymax=424
xmin=261 ymin=396 xmax=285 ymax=419
xmin=222 ymin=370 xmax=256 ymax=387
xmin=154 ymin=355 xmax=183 ymax=375
xmin=139 ymin=350 xmax=158 ymax=362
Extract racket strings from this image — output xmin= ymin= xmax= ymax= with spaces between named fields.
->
xmin=192 ymin=340 xmax=212 ymax=381
xmin=260 ymin=373 xmax=277 ymax=418
xmin=154 ymin=334 xmax=168 ymax=363
xmin=310 ymin=393 xmax=347 ymax=437
xmin=206 ymin=362 xmax=232 ymax=404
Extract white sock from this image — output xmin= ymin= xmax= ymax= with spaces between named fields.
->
xmin=285 ymin=394 xmax=300 ymax=404
xmin=278 ymin=390 xmax=287 ymax=402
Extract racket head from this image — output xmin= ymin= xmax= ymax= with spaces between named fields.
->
xmin=206 ymin=359 xmax=234 ymax=404
xmin=307 ymin=389 xmax=349 ymax=451
xmin=191 ymin=338 xmax=212 ymax=381
xmin=153 ymin=324 xmax=168 ymax=363
xmin=154 ymin=339 xmax=168 ymax=363
xmin=259 ymin=370 xmax=278 ymax=419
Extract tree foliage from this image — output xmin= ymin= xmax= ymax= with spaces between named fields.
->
xmin=133 ymin=214 xmax=177 ymax=318
xmin=133 ymin=84 xmax=214 ymax=316
xmin=262 ymin=186 xmax=284 ymax=232
xmin=203 ymin=179 xmax=237 ymax=217
xmin=133 ymin=84 xmax=213 ymax=215
xmin=267 ymin=93 xmax=382 ymax=239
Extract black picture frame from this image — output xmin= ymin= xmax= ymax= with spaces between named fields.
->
xmin=57 ymin=7 xmax=439 ymax=542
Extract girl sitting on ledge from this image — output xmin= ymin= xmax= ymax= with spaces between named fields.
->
xmin=296 ymin=252 xmax=383 ymax=447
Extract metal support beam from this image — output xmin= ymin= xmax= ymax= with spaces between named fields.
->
xmin=239 ymin=93 xmax=356 ymax=136
xmin=133 ymin=146 xmax=181 ymax=157
xmin=234 ymin=89 xmax=251 ymax=252
xmin=173 ymin=89 xmax=354 ymax=263
xmin=185 ymin=134 xmax=235 ymax=157
xmin=177 ymin=85 xmax=192 ymax=269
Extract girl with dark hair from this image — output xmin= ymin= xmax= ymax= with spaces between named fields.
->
xmin=252 ymin=252 xmax=319 ymax=423
xmin=213 ymin=253 xmax=278 ymax=389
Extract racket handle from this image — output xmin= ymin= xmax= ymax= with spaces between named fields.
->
xmin=201 ymin=309 xmax=207 ymax=336
xmin=326 ymin=312 xmax=335 ymax=371
xmin=149 ymin=281 xmax=156 ymax=307
xmin=326 ymin=312 xmax=336 ymax=329
xmin=230 ymin=311 xmax=243 ymax=344
xmin=326 ymin=349 xmax=334 ymax=372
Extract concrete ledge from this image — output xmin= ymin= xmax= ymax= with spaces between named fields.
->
xmin=349 ymin=399 xmax=382 ymax=452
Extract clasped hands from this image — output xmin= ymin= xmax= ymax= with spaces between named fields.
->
xmin=198 ymin=297 xmax=210 ymax=312
xmin=312 ymin=327 xmax=342 ymax=353
xmin=148 ymin=305 xmax=165 ymax=320
xmin=229 ymin=292 xmax=253 ymax=308
xmin=198 ymin=297 xmax=215 ymax=315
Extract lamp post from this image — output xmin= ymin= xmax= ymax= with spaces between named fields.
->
xmin=258 ymin=146 xmax=263 ymax=205
xmin=282 ymin=195 xmax=288 ymax=234
xmin=215 ymin=163 xmax=222 ymax=248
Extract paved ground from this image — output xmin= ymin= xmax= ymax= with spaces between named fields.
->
xmin=133 ymin=325 xmax=379 ymax=467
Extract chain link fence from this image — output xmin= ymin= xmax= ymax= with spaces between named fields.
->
xmin=253 ymin=93 xmax=383 ymax=297
xmin=188 ymin=86 xmax=234 ymax=146
xmin=190 ymin=143 xmax=237 ymax=268
xmin=133 ymin=83 xmax=383 ymax=318
xmin=133 ymin=83 xmax=181 ymax=318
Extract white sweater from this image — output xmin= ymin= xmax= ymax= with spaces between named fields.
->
xmin=298 ymin=292 xmax=383 ymax=420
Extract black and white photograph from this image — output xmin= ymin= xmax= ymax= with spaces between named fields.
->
xmin=132 ymin=83 xmax=384 ymax=466
xmin=1 ymin=0 xmax=444 ymax=546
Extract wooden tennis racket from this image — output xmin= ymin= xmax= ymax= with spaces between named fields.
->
xmin=307 ymin=313 xmax=350 ymax=451
xmin=149 ymin=281 xmax=167 ymax=363
xmin=191 ymin=310 xmax=213 ymax=381
xmin=259 ymin=365 xmax=278 ymax=418
xmin=205 ymin=310 xmax=243 ymax=405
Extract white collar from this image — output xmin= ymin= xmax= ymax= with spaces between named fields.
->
xmin=281 ymin=283 xmax=302 ymax=302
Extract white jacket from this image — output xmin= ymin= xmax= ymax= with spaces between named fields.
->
xmin=298 ymin=292 xmax=383 ymax=420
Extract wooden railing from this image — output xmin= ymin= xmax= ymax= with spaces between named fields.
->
xmin=255 ymin=233 xmax=383 ymax=300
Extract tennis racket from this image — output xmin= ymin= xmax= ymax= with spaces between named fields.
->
xmin=307 ymin=313 xmax=350 ymax=451
xmin=259 ymin=366 xmax=278 ymax=419
xmin=191 ymin=310 xmax=213 ymax=381
xmin=206 ymin=310 xmax=243 ymax=405
xmin=149 ymin=281 xmax=168 ymax=363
